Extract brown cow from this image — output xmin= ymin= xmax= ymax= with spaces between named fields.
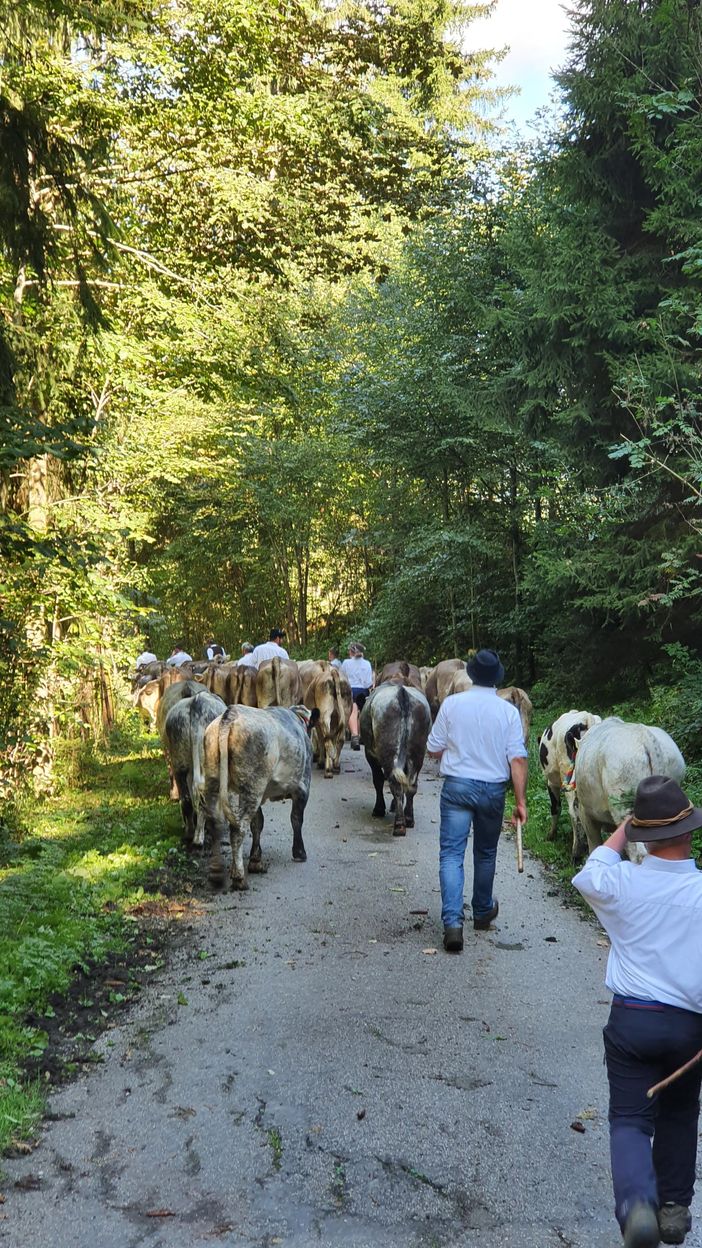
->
xmin=425 ymin=659 xmax=466 ymax=717
xmin=256 ymin=657 xmax=302 ymax=708
xmin=304 ymin=666 xmax=352 ymax=777
xmin=497 ymin=687 xmax=533 ymax=747
xmin=133 ymin=678 xmax=160 ymax=730
xmin=377 ymin=660 xmax=423 ymax=690
xmin=298 ymin=659 xmax=330 ymax=700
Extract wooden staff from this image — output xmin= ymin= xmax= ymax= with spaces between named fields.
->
xmin=647 ymin=1048 xmax=702 ymax=1100
xmin=516 ymin=818 xmax=524 ymax=873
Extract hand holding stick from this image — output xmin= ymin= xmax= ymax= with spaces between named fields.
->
xmin=516 ymin=819 xmax=524 ymax=874
xmin=647 ymin=1048 xmax=702 ymax=1099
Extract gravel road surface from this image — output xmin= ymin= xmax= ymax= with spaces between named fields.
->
xmin=2 ymin=749 xmax=700 ymax=1248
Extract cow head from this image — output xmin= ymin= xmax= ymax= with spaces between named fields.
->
xmin=290 ymin=705 xmax=320 ymax=735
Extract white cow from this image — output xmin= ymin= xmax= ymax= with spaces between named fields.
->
xmin=573 ymin=717 xmax=685 ymax=861
xmin=539 ymin=710 xmax=602 ymax=859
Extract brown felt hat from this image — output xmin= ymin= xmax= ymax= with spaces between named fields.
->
xmin=624 ymin=775 xmax=702 ymax=842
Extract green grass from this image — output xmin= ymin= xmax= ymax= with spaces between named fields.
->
xmin=0 ymin=719 xmax=183 ymax=1153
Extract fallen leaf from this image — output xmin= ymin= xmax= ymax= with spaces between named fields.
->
xmin=544 ymin=936 xmax=558 ymax=943
xmin=146 ymin=1209 xmax=176 ymax=1218
xmin=267 ymin=1069 xmax=276 ymax=1076
xmin=10 ymin=1140 xmax=33 ymax=1155
xmin=388 ymin=887 xmax=406 ymax=893
xmin=368 ymin=938 xmax=378 ymax=944
xmin=422 ymin=947 xmax=438 ymax=956
xmin=177 ymin=992 xmax=188 ymax=1006
xmin=409 ymin=909 xmax=428 ymax=915
xmin=368 ymin=851 xmax=378 ymax=857
xmin=0 ymin=1195 xmax=5 ymax=1204
xmin=596 ymin=939 xmax=609 ymax=948
xmin=105 ymin=979 xmax=126 ymax=988
xmin=570 ymin=1121 xmax=586 ymax=1134
xmin=577 ymin=1107 xmax=598 ymax=1120
xmin=356 ymin=1107 xmax=366 ymax=1121
xmin=14 ymin=1175 xmax=41 ymax=1191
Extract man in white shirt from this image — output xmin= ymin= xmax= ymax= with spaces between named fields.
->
xmin=166 ymin=644 xmax=192 ymax=667
xmin=135 ymin=649 xmax=158 ymax=668
xmin=573 ymin=776 xmax=702 ymax=1248
xmin=427 ymin=648 xmax=527 ymax=953
xmin=237 ymin=643 xmax=257 ymax=668
xmin=251 ymin=628 xmax=289 ymax=669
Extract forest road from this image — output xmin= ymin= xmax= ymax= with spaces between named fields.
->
xmin=3 ymin=749 xmax=699 ymax=1248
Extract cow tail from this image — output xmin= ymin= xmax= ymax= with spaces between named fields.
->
xmin=218 ymin=707 xmax=236 ymax=816
xmin=272 ymin=656 xmax=281 ymax=706
xmin=391 ymin=686 xmax=411 ymax=792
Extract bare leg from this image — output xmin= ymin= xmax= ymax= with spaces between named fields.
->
xmin=349 ymin=704 xmax=360 ymax=737
xmin=547 ymin=785 xmax=561 ymax=839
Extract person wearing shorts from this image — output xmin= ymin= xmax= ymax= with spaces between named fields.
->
xmin=342 ymin=643 xmax=373 ymax=750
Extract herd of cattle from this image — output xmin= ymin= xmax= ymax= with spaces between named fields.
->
xmin=132 ymin=654 xmax=686 ymax=887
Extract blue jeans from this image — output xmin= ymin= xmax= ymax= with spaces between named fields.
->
xmin=604 ymin=999 xmax=702 ymax=1228
xmin=439 ymin=776 xmax=507 ymax=927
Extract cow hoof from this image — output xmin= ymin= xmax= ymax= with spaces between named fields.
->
xmin=332 ymin=765 xmax=340 ymax=774
xmin=292 ymin=848 xmax=307 ymax=863
xmin=324 ymin=771 xmax=334 ymax=780
xmin=208 ymin=868 xmax=226 ymax=888
xmin=230 ymin=874 xmax=249 ymax=891
xmin=372 ymin=809 xmax=386 ymax=819
xmin=404 ymin=817 xmax=414 ymax=829
xmin=247 ymin=859 xmax=268 ymax=874
xmin=393 ymin=824 xmax=407 ymax=837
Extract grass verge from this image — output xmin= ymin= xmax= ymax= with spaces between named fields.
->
xmin=0 ymin=718 xmax=187 ymax=1154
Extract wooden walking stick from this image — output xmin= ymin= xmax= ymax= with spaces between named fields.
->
xmin=516 ymin=819 xmax=524 ymax=874
xmin=647 ymin=1048 xmax=702 ymax=1099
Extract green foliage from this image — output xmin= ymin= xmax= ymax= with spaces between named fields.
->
xmin=0 ymin=718 xmax=183 ymax=1151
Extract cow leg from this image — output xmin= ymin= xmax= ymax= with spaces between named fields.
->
xmin=404 ymin=786 xmax=417 ymax=829
xmin=174 ymin=769 xmax=195 ymax=847
xmin=367 ymin=753 xmax=386 ymax=818
xmin=323 ymin=736 xmax=334 ymax=780
xmin=290 ymin=792 xmax=308 ymax=862
xmin=578 ymin=807 xmax=603 ymax=856
xmin=168 ymin=764 xmax=179 ymax=801
xmin=389 ymin=778 xmax=406 ymax=836
xmin=223 ymin=793 xmax=252 ymax=891
xmin=332 ymin=734 xmax=342 ymax=774
xmin=248 ymin=807 xmax=268 ymax=874
xmin=205 ymin=776 xmax=227 ymax=887
xmin=546 ymin=785 xmax=561 ymax=839
xmin=567 ymin=792 xmax=587 ymax=863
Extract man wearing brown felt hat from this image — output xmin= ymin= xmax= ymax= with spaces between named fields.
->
xmin=573 ymin=775 xmax=702 ymax=1248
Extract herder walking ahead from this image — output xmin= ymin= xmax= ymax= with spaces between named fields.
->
xmin=427 ymin=648 xmax=528 ymax=953
xmin=573 ymin=776 xmax=702 ymax=1248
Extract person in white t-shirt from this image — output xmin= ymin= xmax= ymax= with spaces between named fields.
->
xmin=166 ymin=644 xmax=192 ymax=667
xmin=238 ymin=643 xmax=257 ymax=668
xmin=427 ymin=648 xmax=527 ymax=954
xmin=135 ymin=649 xmax=158 ymax=668
xmin=328 ymin=647 xmax=343 ymax=670
xmin=204 ymin=639 xmax=227 ymax=661
xmin=251 ymin=628 xmax=289 ymax=669
xmin=342 ymin=643 xmax=374 ymax=750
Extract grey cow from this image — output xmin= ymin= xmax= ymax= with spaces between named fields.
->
xmin=200 ymin=703 xmax=317 ymax=889
xmin=163 ymin=690 xmax=226 ymax=846
xmin=360 ymin=682 xmax=432 ymax=835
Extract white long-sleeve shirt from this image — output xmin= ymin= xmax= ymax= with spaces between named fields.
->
xmin=427 ymin=685 xmax=526 ymax=782
xmin=573 ymin=846 xmax=702 ymax=1012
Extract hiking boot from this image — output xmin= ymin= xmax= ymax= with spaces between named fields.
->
xmin=443 ymin=926 xmax=464 ymax=953
xmin=473 ymin=900 xmax=499 ymax=931
xmin=623 ymin=1202 xmax=660 ymax=1248
xmin=659 ymin=1204 xmax=691 ymax=1245
xmin=350 ymin=735 xmax=361 ymax=751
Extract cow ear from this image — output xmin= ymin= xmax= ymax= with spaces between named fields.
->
xmin=564 ymin=722 xmax=585 ymax=762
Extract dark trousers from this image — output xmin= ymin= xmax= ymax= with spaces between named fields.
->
xmin=603 ymin=999 xmax=702 ymax=1229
